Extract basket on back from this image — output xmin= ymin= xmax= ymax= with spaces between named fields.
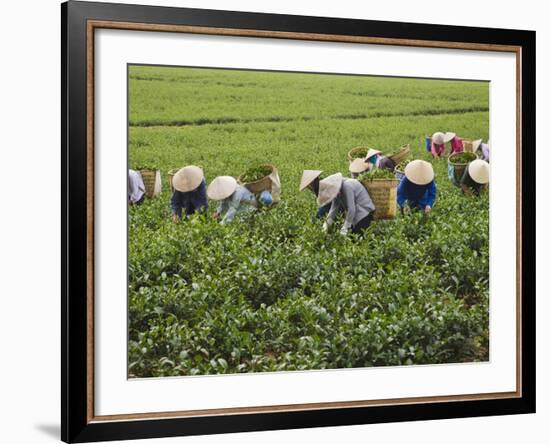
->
xmin=461 ymin=139 xmax=479 ymax=153
xmin=448 ymin=152 xmax=478 ymax=181
xmin=359 ymin=177 xmax=400 ymax=220
xmin=387 ymin=144 xmax=411 ymax=164
xmin=167 ymin=168 xmax=178 ymax=193
xmin=138 ymin=169 xmax=162 ymax=198
xmin=238 ymin=164 xmax=274 ymax=194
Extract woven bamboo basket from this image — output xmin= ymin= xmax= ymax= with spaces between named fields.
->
xmin=387 ymin=144 xmax=411 ymax=164
xmin=238 ymin=164 xmax=274 ymax=194
xmin=360 ymin=178 xmax=399 ymax=220
xmin=167 ymin=168 xmax=178 ymax=193
xmin=448 ymin=152 xmax=479 ymax=181
xmin=139 ymin=169 xmax=162 ymax=198
xmin=462 ymin=139 xmax=475 ymax=153
xmin=347 ymin=146 xmax=374 ymax=161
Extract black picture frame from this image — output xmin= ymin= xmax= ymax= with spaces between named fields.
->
xmin=62 ymin=1 xmax=536 ymax=442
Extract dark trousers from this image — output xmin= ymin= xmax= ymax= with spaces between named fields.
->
xmin=351 ymin=212 xmax=374 ymax=234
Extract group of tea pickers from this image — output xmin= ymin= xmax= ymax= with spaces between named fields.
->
xmin=128 ymin=131 xmax=490 ymax=236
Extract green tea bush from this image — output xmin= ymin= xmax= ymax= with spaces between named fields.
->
xmin=349 ymin=148 xmax=370 ymax=159
xmin=395 ymin=159 xmax=412 ymax=171
xmin=357 ymin=168 xmax=396 ymax=181
xmin=239 ymin=165 xmax=273 ymax=183
xmin=127 ymin=66 xmax=490 ymax=377
xmin=450 ymin=152 xmax=477 ymax=163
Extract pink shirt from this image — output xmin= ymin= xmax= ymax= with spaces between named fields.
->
xmin=449 ymin=136 xmax=464 ymax=154
xmin=431 ymin=142 xmax=445 ymax=157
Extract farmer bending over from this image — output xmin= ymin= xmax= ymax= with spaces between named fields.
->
xmin=364 ymin=148 xmax=396 ymax=172
xmin=318 ymin=173 xmax=375 ymax=236
xmin=299 ymin=169 xmax=331 ymax=218
xmin=473 ymin=139 xmax=490 ymax=162
xmin=449 ymin=159 xmax=490 ymax=196
xmin=128 ymin=169 xmax=146 ymax=206
xmin=445 ymin=132 xmax=464 ymax=155
xmin=397 ymin=160 xmax=436 ymax=214
xmin=208 ymin=176 xmax=266 ymax=224
xmin=170 ymin=165 xmax=208 ymax=223
xmin=430 ymin=132 xmax=446 ymax=158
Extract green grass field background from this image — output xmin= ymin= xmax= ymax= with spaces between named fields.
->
xmin=128 ymin=65 xmax=490 ymax=378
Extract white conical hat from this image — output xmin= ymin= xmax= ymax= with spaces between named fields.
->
xmin=172 ymin=165 xmax=204 ymax=192
xmin=299 ymin=170 xmax=323 ymax=191
xmin=404 ymin=160 xmax=434 ymax=185
xmin=471 ymin=139 xmax=483 ymax=152
xmin=444 ymin=132 xmax=456 ymax=143
xmin=348 ymin=158 xmax=369 ymax=174
xmin=365 ymin=148 xmax=381 ymax=160
xmin=207 ymin=176 xmax=237 ymax=200
xmin=432 ymin=132 xmax=445 ymax=145
xmin=317 ymin=173 xmax=343 ymax=207
xmin=468 ymin=159 xmax=490 ymax=184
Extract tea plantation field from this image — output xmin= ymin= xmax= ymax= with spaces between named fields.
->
xmin=128 ymin=65 xmax=490 ymax=378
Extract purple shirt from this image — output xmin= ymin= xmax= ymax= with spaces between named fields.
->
xmin=480 ymin=143 xmax=490 ymax=162
xmin=377 ymin=156 xmax=396 ymax=171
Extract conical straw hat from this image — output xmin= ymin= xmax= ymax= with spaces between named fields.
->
xmin=207 ymin=176 xmax=237 ymax=200
xmin=348 ymin=158 xmax=369 ymax=174
xmin=172 ymin=165 xmax=204 ymax=192
xmin=404 ymin=160 xmax=434 ymax=185
xmin=432 ymin=132 xmax=445 ymax=145
xmin=299 ymin=170 xmax=323 ymax=191
xmin=365 ymin=148 xmax=381 ymax=160
xmin=468 ymin=159 xmax=490 ymax=184
xmin=471 ymin=139 xmax=483 ymax=152
xmin=444 ymin=132 xmax=456 ymax=143
xmin=317 ymin=173 xmax=343 ymax=207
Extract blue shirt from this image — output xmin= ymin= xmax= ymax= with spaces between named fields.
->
xmin=170 ymin=179 xmax=208 ymax=217
xmin=216 ymin=185 xmax=257 ymax=224
xmin=397 ymin=177 xmax=436 ymax=209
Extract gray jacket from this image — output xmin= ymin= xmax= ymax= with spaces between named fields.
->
xmin=327 ymin=179 xmax=375 ymax=229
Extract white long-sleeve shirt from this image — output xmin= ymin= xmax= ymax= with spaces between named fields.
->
xmin=128 ymin=169 xmax=145 ymax=204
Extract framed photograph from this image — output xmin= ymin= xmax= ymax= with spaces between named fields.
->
xmin=62 ymin=1 xmax=535 ymax=442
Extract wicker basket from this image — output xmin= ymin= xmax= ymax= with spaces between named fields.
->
xmin=461 ymin=139 xmax=476 ymax=153
xmin=347 ymin=146 xmax=375 ymax=161
xmin=139 ymin=169 xmax=162 ymax=198
xmin=387 ymin=144 xmax=411 ymax=164
xmin=448 ymin=152 xmax=478 ymax=181
xmin=167 ymin=168 xmax=178 ymax=193
xmin=238 ymin=164 xmax=274 ymax=194
xmin=360 ymin=178 xmax=399 ymax=220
